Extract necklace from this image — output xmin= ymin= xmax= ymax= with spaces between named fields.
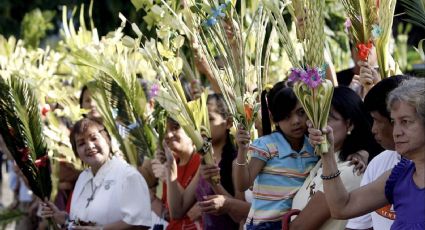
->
xmin=86 ymin=179 xmax=101 ymax=208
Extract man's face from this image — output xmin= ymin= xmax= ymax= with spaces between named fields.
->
xmin=371 ymin=111 xmax=395 ymax=150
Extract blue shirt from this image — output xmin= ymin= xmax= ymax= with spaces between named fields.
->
xmin=247 ymin=132 xmax=318 ymax=224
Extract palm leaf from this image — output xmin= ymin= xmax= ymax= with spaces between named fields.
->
xmin=0 ymin=209 xmax=25 ymax=228
xmin=401 ymin=0 xmax=425 ymax=30
xmin=0 ymin=76 xmax=52 ymax=199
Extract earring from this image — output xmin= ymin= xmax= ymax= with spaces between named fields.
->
xmin=347 ymin=130 xmax=351 ymax=135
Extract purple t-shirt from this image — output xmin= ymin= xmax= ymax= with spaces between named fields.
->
xmin=385 ymin=158 xmax=425 ymax=229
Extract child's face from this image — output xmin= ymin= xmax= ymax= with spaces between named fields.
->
xmin=208 ymin=100 xmax=230 ymax=144
xmin=277 ymin=102 xmax=307 ymax=141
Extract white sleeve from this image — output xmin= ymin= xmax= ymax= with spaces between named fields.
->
xmin=345 ymin=161 xmax=375 ymax=229
xmin=120 ymin=169 xmax=152 ymax=227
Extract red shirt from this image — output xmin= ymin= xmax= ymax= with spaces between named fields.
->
xmin=162 ymin=153 xmax=201 ymax=230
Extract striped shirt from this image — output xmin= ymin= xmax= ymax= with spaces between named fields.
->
xmin=246 ymin=132 xmax=318 ymax=224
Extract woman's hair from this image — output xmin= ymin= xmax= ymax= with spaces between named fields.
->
xmin=261 ymin=82 xmax=298 ymax=135
xmin=332 ymin=86 xmax=383 ymax=161
xmin=70 ymin=118 xmax=112 ymax=157
xmin=363 ymin=75 xmax=409 ymax=120
xmin=207 ymin=93 xmax=230 ymax=119
xmin=206 ymin=93 xmax=236 ymax=195
xmin=79 ymin=85 xmax=89 ymax=109
xmin=387 ymin=77 xmax=425 ymax=125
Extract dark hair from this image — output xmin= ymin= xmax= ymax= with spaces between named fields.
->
xmin=79 ymin=85 xmax=89 ymax=109
xmin=70 ymin=118 xmax=112 ymax=158
xmin=207 ymin=93 xmax=236 ymax=195
xmin=207 ymin=93 xmax=230 ymax=119
xmin=332 ymin=87 xmax=383 ymax=161
xmin=364 ymin=75 xmax=409 ymax=120
xmin=261 ymin=82 xmax=298 ymax=135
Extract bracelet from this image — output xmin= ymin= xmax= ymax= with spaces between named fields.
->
xmin=235 ymin=159 xmax=248 ymax=166
xmin=320 ymin=170 xmax=341 ymax=180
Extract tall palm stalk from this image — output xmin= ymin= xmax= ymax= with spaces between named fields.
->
xmin=0 ymin=76 xmax=52 ymax=199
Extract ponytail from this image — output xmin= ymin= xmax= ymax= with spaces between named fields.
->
xmin=261 ymin=89 xmax=272 ymax=135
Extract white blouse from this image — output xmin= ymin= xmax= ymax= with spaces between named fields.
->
xmin=292 ymin=152 xmax=363 ymax=230
xmin=70 ymin=156 xmax=152 ymax=227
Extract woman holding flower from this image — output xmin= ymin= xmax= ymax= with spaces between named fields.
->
xmin=234 ymin=83 xmax=318 ymax=229
xmin=150 ymin=117 xmax=203 ymax=230
xmin=161 ymin=94 xmax=250 ymax=230
xmin=309 ymin=77 xmax=425 ymax=229
xmin=39 ymin=118 xmax=152 ymax=229
xmin=288 ymin=86 xmax=382 ymax=229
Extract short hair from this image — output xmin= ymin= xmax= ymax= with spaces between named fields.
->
xmin=364 ymin=75 xmax=409 ymax=120
xmin=387 ymin=77 xmax=425 ymax=125
xmin=70 ymin=118 xmax=112 ymax=157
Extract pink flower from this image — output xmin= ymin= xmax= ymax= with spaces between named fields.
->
xmin=344 ymin=18 xmax=352 ymax=33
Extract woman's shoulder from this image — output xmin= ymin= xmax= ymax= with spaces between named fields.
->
xmin=385 ymin=158 xmax=412 ymax=204
xmin=110 ymin=157 xmax=144 ymax=178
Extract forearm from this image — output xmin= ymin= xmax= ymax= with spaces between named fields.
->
xmin=223 ymin=197 xmax=250 ymax=223
xmin=166 ymin=179 xmax=186 ymax=219
xmin=321 ymin=154 xmax=351 ymax=219
xmin=211 ymin=183 xmax=232 ymax=197
xmin=233 ymin=150 xmax=252 ymax=192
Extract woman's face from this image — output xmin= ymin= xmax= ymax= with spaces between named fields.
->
xmin=81 ymin=90 xmax=101 ymax=120
xmin=208 ymin=100 xmax=230 ymax=145
xmin=328 ymin=107 xmax=352 ymax=152
xmin=164 ymin=120 xmax=194 ymax=155
xmin=74 ymin=125 xmax=110 ymax=169
xmin=391 ymin=101 xmax=425 ymax=157
xmin=277 ymin=102 xmax=308 ymax=142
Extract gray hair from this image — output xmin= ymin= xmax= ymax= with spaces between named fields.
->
xmin=387 ymin=77 xmax=425 ymax=124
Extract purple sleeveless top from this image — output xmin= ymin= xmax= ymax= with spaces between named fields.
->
xmin=195 ymin=173 xmax=239 ymax=230
xmin=385 ymin=158 xmax=425 ymax=229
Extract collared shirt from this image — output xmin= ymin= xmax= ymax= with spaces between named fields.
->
xmin=247 ymin=132 xmax=317 ymax=224
xmin=70 ymin=156 xmax=151 ymax=227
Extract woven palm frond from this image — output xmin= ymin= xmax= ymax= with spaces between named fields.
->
xmin=401 ymin=0 xmax=425 ymax=30
xmin=361 ymin=0 xmax=378 ymax=41
xmin=0 ymin=76 xmax=52 ymax=199
xmin=341 ymin=0 xmax=377 ymax=44
xmin=375 ymin=0 xmax=397 ymax=78
xmin=304 ymin=0 xmax=326 ymax=67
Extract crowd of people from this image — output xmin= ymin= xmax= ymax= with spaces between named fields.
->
xmin=0 ymin=3 xmax=424 ymax=230
xmin=0 ymin=52 xmax=423 ymax=230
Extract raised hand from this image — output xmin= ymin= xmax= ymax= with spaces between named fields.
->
xmin=162 ymin=140 xmax=178 ymax=181
xmin=200 ymin=163 xmax=220 ymax=185
xmin=235 ymin=124 xmax=251 ymax=152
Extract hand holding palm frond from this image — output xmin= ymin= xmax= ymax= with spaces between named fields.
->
xmin=0 ymin=76 xmax=52 ymax=199
xmin=267 ymin=0 xmax=334 ymax=155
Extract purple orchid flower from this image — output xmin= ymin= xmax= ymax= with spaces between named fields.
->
xmin=149 ymin=83 xmax=160 ymax=98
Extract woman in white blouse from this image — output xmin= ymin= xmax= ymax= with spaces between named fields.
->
xmin=40 ymin=118 xmax=151 ymax=229
xmin=287 ymin=87 xmax=382 ymax=229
